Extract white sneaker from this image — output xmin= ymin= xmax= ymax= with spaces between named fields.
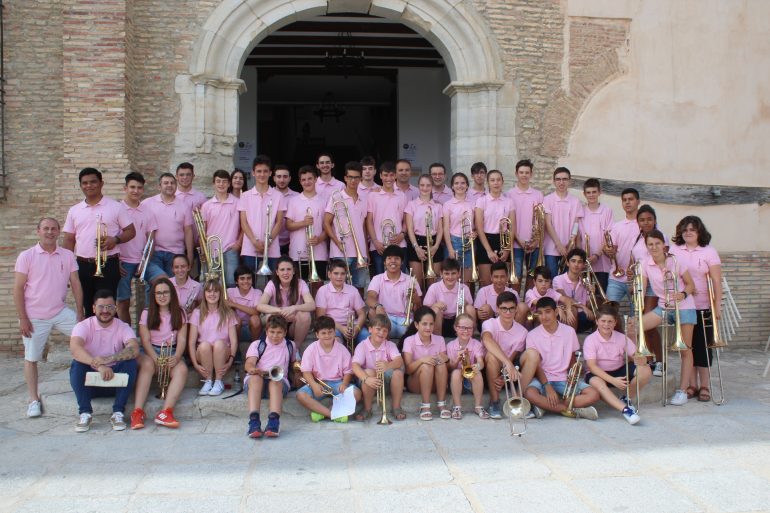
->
xmin=110 ymin=412 xmax=127 ymax=431
xmin=622 ymin=406 xmax=641 ymax=425
xmin=670 ymin=389 xmax=688 ymax=406
xmin=27 ymin=400 xmax=42 ymax=418
xmin=75 ymin=413 xmax=92 ymax=433
xmin=575 ymin=406 xmax=599 ymax=421
xmin=525 ymin=405 xmax=544 ymax=419
xmin=208 ymin=380 xmax=225 ymax=396
xmin=199 ymin=380 xmax=213 ymax=395
xmin=653 ymin=362 xmax=664 ymax=377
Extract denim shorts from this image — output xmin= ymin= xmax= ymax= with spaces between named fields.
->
xmin=528 ymin=377 xmax=590 ymax=395
xmin=450 ymin=235 xmax=472 ymax=269
xmin=606 ymin=278 xmax=630 ymax=303
xmin=652 ymin=307 xmax=696 ymax=325
xmin=298 ymin=379 xmax=358 ymax=400
xmin=244 ymin=375 xmax=289 ymax=398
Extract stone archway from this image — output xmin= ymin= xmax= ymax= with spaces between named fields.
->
xmin=174 ymin=0 xmax=516 ymax=173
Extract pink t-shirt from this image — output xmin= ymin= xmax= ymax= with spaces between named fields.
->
xmin=367 ymin=189 xmax=408 ymax=249
xmin=608 ymin=218 xmax=640 ymax=284
xmin=140 ymin=194 xmax=193 ymax=254
xmin=442 ymin=197 xmax=474 ymax=238
xmin=175 ymin=188 xmax=207 ymax=209
xmin=524 ymin=287 xmax=562 ymax=308
xmin=170 ymin=277 xmax=202 ymax=310
xmin=263 ymin=279 xmax=310 ymax=307
xmin=424 ymin=280 xmax=474 ymax=319
xmin=367 ymin=272 xmax=423 ymax=317
xmin=139 ymin=308 xmax=184 ymax=346
xmin=201 ymin=194 xmax=241 ymax=252
xmin=300 ymin=340 xmax=352 ymax=381
xmin=474 ymin=193 xmax=514 ymax=234
xmin=324 ymin=190 xmax=368 ymax=259
xmin=71 ymin=317 xmax=137 ymax=367
xmin=245 ymin=338 xmax=292 ymax=387
xmin=543 ymin=192 xmax=583 ymax=257
xmin=642 ymin=256 xmax=696 ymax=310
xmin=552 ymin=272 xmax=588 ymax=305
xmin=525 ymin=322 xmax=580 ymax=382
xmin=285 ymin=192 xmax=329 ymax=261
xmin=119 ymin=201 xmax=158 ymax=264
xmin=473 ymin=284 xmax=518 ymax=315
xmin=315 ymin=176 xmax=345 ymax=204
xmin=352 ymin=338 xmax=401 ymax=370
xmin=579 ymin=203 xmax=614 ymax=273
xmin=432 ymin=185 xmax=453 ymax=205
xmin=189 ymin=308 xmax=237 ymax=344
xmin=227 ymin=287 xmax=262 ymax=323
xmin=481 ymin=317 xmax=528 ymax=358
xmin=405 ymin=198 xmax=442 ymax=237
xmin=583 ymin=330 xmax=636 ymax=372
xmin=15 ymin=244 xmax=78 ymax=319
xmin=237 ymin=187 xmax=286 ymax=258
xmin=402 ymin=333 xmax=447 ymax=361
xmin=506 ymin=186 xmax=544 ymax=248
xmin=668 ymin=244 xmax=721 ymax=310
xmin=315 ymin=283 xmax=365 ymax=325
xmin=63 ymin=196 xmax=133 ymax=258
xmin=278 ymin=189 xmax=299 ymax=246
xmin=446 ymin=337 xmax=485 ymax=367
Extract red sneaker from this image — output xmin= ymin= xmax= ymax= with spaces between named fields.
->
xmin=154 ymin=408 xmax=180 ymax=428
xmin=130 ymin=408 xmax=145 ymax=430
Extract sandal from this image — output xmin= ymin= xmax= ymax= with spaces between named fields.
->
xmin=451 ymin=406 xmax=463 ymax=420
xmin=355 ymin=409 xmax=372 ymax=422
xmin=474 ymin=406 xmax=490 ymax=419
xmin=685 ymin=386 xmax=698 ymax=399
xmin=419 ymin=403 xmax=433 ymax=421
xmin=697 ymin=387 xmax=711 ymax=402
xmin=392 ymin=407 xmax=406 ymax=421
xmin=437 ymin=401 xmax=451 ymax=420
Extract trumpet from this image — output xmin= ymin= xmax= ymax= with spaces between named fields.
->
xmin=183 ymin=283 xmax=199 ymax=312
xmin=137 ymin=231 xmax=155 ymax=284
xmin=604 ymin=230 xmax=624 ymax=278
xmin=156 ymin=339 xmax=173 ymax=400
xmin=192 ymin=208 xmax=211 ymax=270
xmin=345 ymin=312 xmax=356 ymax=354
xmin=257 ymin=201 xmax=273 ymax=276
xmin=499 ymin=216 xmax=517 ymax=286
xmin=456 ymin=281 xmax=466 ymax=318
xmin=701 ymin=273 xmax=726 ymax=405
xmin=502 ymin=365 xmax=530 ymax=436
xmin=557 ymin=222 xmax=580 ymax=275
xmin=304 ymin=207 xmax=321 ymax=283
xmin=424 ymin=209 xmax=437 ymax=281
xmin=268 ymin=365 xmax=284 ymax=382
xmin=94 ymin=214 xmax=108 ymax=277
xmin=331 ymin=192 xmax=368 ymax=270
xmin=402 ymin=268 xmax=415 ymax=326
xmin=461 ymin=212 xmax=478 ymax=282
xmin=527 ymin=204 xmax=546 ymax=277
xmin=299 ymin=375 xmax=334 ymax=397
xmin=560 ymin=350 xmax=583 ymax=418
xmin=206 ymin=235 xmax=227 ymax=300
xmin=460 ymin=347 xmax=475 ymax=379
xmin=376 ymin=354 xmax=391 ymax=425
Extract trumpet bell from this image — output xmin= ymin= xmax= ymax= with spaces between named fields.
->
xmin=461 ymin=365 xmax=475 ymax=380
xmin=257 ymin=261 xmax=272 ymax=276
xmin=269 ymin=366 xmax=284 ymax=382
xmin=503 ymin=397 xmax=531 ymax=419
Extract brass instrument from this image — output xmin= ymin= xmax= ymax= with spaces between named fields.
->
xmin=579 ymin=251 xmax=609 ymax=319
xmin=701 ymin=273 xmax=726 ymax=405
xmin=299 ymin=375 xmax=334 ymax=396
xmin=499 ymin=216 xmax=518 ymax=286
xmin=156 ymin=339 xmax=173 ymax=400
xmin=268 ymin=365 xmax=284 ymax=382
xmin=137 ymin=231 xmax=155 ymax=284
xmin=192 ymin=208 xmax=211 ymax=270
xmin=94 ymin=214 xmax=108 ymax=277
xmin=528 ymin=204 xmax=546 ymax=277
xmin=460 ymin=346 xmax=475 ymax=379
xmin=205 ymin=235 xmax=227 ymax=300
xmin=661 ymin=253 xmax=688 ymax=406
xmin=331 ymin=192 xmax=368 ymax=271
xmin=402 ymin=268 xmax=415 ymax=326
xmin=183 ymin=283 xmax=199 ymax=312
xmin=560 ymin=350 xmax=583 ymax=418
xmin=604 ymin=230 xmax=624 ymax=278
xmin=376 ymin=351 xmax=392 ymax=425
xmin=456 ymin=281 xmax=466 ymax=318
xmin=628 ymin=263 xmax=653 ymax=411
xmin=502 ymin=365 xmax=530 ymax=436
xmin=381 ymin=218 xmax=397 ymax=247
xmin=257 ymin=201 xmax=273 ymax=276
xmin=557 ymin=222 xmax=580 ymax=275
xmin=622 ymin=314 xmax=643 ymax=412
xmin=424 ymin=209 xmax=437 ymax=280
xmin=345 ymin=312 xmax=356 ymax=354
xmin=304 ymin=207 xmax=321 ymax=283
xmin=461 ymin=212 xmax=478 ymax=283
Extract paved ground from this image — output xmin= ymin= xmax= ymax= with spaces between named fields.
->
xmin=1 ymin=346 xmax=769 ymax=513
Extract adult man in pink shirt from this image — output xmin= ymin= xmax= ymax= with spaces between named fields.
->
xmin=429 ymin=163 xmax=453 ymax=204
xmin=506 ymin=159 xmax=544 ymax=283
xmin=63 ymin=167 xmax=136 ymax=318
xmin=604 ymin=188 xmax=641 ymax=303
xmin=142 ymin=172 xmax=194 ymax=277
xmin=201 ymin=170 xmax=242 ymax=287
xmin=273 ymin=165 xmax=299 ymax=256
xmin=366 ymin=245 xmax=423 ymax=339
xmin=15 ymin=217 xmax=84 ymax=418
xmin=285 ymin=165 xmax=328 ymax=289
xmin=543 ymin=166 xmax=584 ymax=278
xmin=315 ymin=152 xmax=345 ymax=204
xmin=523 ymin=296 xmax=600 ymax=420
xmin=366 ymin=161 xmax=407 ymax=275
xmin=395 ymin=159 xmax=419 ymax=202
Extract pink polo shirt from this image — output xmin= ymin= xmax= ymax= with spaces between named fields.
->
xmin=583 ymin=330 xmax=636 ymax=372
xmin=475 ymin=193 xmax=514 ymax=234
xmin=15 ymin=244 xmax=78 ymax=319
xmin=468 ymin=187 xmax=486 ymax=205
xmin=608 ymin=218 xmax=640 ymax=284
xmin=405 ymin=198 xmax=442 ymax=237
xmin=285 ymin=192 xmax=329 ymax=261
xmin=119 ymin=201 xmax=158 ymax=264
xmin=367 ymin=272 xmax=423 ymax=317
xmin=63 ymin=196 xmax=133 ymax=259
xmin=201 ymin=194 xmax=241 ymax=252
xmin=139 ymin=308 xmax=184 ymax=347
xmin=141 ymin=194 xmax=193 ymax=254
xmin=432 ymin=185 xmax=453 ymax=205
xmin=579 ymin=203 xmax=614 ymax=273
xmin=524 ymin=287 xmax=562 ymax=308
xmin=552 ymin=272 xmax=588 ymax=305
xmin=237 ymin=187 xmax=286 ymax=258
xmin=315 ymin=282 xmax=365 ymax=325
xmin=325 ymin=190 xmax=368 ymax=259
xmin=352 ymin=338 xmax=401 ymax=370
xmin=263 ymin=279 xmax=310 ymax=307
xmin=402 ymin=333 xmax=447 ymax=361
xmin=189 ymin=308 xmax=237 ymax=345
xmin=226 ymin=287 xmax=262 ymax=323
xmin=442 ymin=197 xmax=474 ymax=238
xmin=643 ymin=256 xmax=696 ymax=310
xmin=175 ymin=188 xmax=207 ymax=209
xmin=396 ymin=184 xmax=419 ymax=203
xmin=543 ymin=192 xmax=583 ymax=257
xmin=446 ymin=337 xmax=486 ymax=366
xmin=245 ymin=338 xmax=292 ymax=387
xmin=278 ymin=189 xmax=299 ymax=246
xmin=473 ymin=284 xmax=518 ymax=315
xmin=71 ymin=317 xmax=136 ymax=367
xmin=367 ymin=189 xmax=408 ymax=249
xmin=526 ymin=322 xmax=580 ymax=382
xmin=358 ymin=182 xmax=380 ymax=197
xmin=668 ymin=244 xmax=721 ymax=310
xmin=300 ymin=340 xmax=352 ymax=381
xmin=424 ymin=280 xmax=474 ymax=319
xmin=481 ymin=317 xmax=528 ymax=358
xmin=315 ymin=176 xmax=345 ymax=204
xmin=506 ymin=186 xmax=544 ymax=248
xmin=170 ymin=277 xmax=201 ymax=309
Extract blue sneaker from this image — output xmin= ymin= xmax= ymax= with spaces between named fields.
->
xmin=248 ymin=413 xmax=262 ymax=438
xmin=622 ymin=406 xmax=640 ymax=425
xmin=265 ymin=413 xmax=280 ymax=438
xmin=488 ymin=401 xmax=502 ymax=419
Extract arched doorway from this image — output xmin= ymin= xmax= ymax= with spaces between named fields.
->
xmin=174 ymin=0 xmax=516 ymax=174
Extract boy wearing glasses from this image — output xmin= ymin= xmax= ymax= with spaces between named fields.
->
xmin=543 ymin=167 xmax=583 ymax=278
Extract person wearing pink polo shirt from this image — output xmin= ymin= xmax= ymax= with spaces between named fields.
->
xmin=468 ymin=162 xmax=487 ymax=205
xmin=142 ymin=173 xmax=194 ymax=277
xmin=640 ymin=229 xmax=697 ymax=406
xmin=229 ymin=168 xmax=249 ymax=198
xmin=170 ymin=255 xmax=202 ymax=315
xmin=258 ymin=256 xmax=315 ymax=346
xmin=315 ymin=152 xmax=345 ymax=204
xmin=584 ymin=305 xmax=652 ymax=425
xmin=447 ymin=314 xmax=488 ymax=419
xmin=402 ymin=307 xmax=449 ymax=420
xmin=15 ymin=217 xmax=84 ymax=418
xmin=63 ymin=168 xmax=137 ymax=318
xmin=552 ymin=248 xmax=595 ymax=332
xmin=395 ymin=159 xmax=419 ymax=202
xmin=406 ymin=174 xmax=445 ymax=289
xmin=523 ymin=296 xmax=600 ymax=420
xmin=366 ymin=162 xmax=408 ymax=275
xmin=579 ymin=178 xmax=614 ymax=293
xmin=604 ymin=188 xmax=640 ymax=303
xmin=68 ymin=289 xmax=140 ymax=432
xmin=366 ymin=245 xmax=423 ymax=339
xmin=227 ymin=265 xmax=262 ymax=344
xmin=296 ymin=316 xmax=362 ymax=422
xmin=315 ymin=259 xmax=366 ymax=347
xmin=443 ymin=172 xmax=477 ymax=286
xmin=359 ymin=155 xmax=381 ymax=198
xmin=174 ymin=162 xmax=207 ymax=210
xmin=474 ymin=261 xmax=517 ymax=327
xmin=285 ymin=165 xmax=329 ymax=289
xmin=543 ymin=167 xmax=583 ymax=278
xmin=273 ymin=165 xmax=298 ymax=256
xmin=519 ymin=266 xmax=566 ymax=327
xmin=423 ymin=258 xmax=476 ymax=337
xmin=239 ymin=155 xmax=286 ymax=276
xmin=474 ymin=170 xmax=516 ymax=287
xmin=429 ymin=163 xmax=453 ymax=205
xmin=669 ymin=216 xmax=722 ymax=402
xmin=352 ymin=314 xmax=406 ymax=421
xmin=506 ymin=159 xmax=544 ymax=286
xmin=201 ymin=169 xmax=243 ymax=288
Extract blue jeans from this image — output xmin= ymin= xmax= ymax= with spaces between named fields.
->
xmin=117 ymin=261 xmax=166 ymax=302
xmin=370 ymin=251 xmax=386 ymax=276
xmin=606 ymin=278 xmax=630 ymax=303
xmin=450 ymin=235 xmax=472 ymax=268
xmin=544 ymin=255 xmax=560 ymax=278
xmin=513 ymin=248 xmax=539 ymax=279
xmin=528 ymin=377 xmax=589 ymax=395
xmin=343 ymin=257 xmax=369 ymax=289
xmin=150 ymin=250 xmax=177 ymax=277
xmin=69 ymin=359 xmax=138 ymax=414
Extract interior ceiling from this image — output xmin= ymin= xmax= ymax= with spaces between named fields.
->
xmin=246 ymin=13 xmax=445 ymax=76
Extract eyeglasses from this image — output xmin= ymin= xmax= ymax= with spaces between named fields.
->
xmin=498 ymin=306 xmax=516 ymax=313
xmin=95 ymin=304 xmax=117 ymax=312
xmin=155 ymin=290 xmax=171 ymax=297
xmin=456 ymin=326 xmax=474 ymax=331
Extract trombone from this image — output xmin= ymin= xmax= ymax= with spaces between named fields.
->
xmin=331 ymin=192 xmax=368 ymax=272
xmin=502 ymin=365 xmax=530 ymax=436
xmin=661 ymin=253 xmax=688 ymax=406
xmin=560 ymin=350 xmax=583 ymax=418
xmin=460 ymin=212 xmax=478 ymax=283
xmin=701 ymin=273 xmax=727 ymax=405
xmin=192 ymin=208 xmax=211 ymax=271
xmin=304 ymin=207 xmax=321 ymax=283
xmin=137 ymin=231 xmax=155 ymax=284
xmin=257 ymin=201 xmax=273 ymax=276
xmin=345 ymin=312 xmax=356 ymax=354
xmin=604 ymin=230 xmax=625 ymax=278
xmin=424 ymin=209 xmax=437 ymax=281
xmin=499 ymin=216 xmax=518 ymax=286
xmin=557 ymin=222 xmax=580 ymax=275
xmin=205 ymin=235 xmax=227 ymax=300
xmin=402 ymin=268 xmax=415 ymax=326
xmin=94 ymin=214 xmax=108 ymax=277
xmin=527 ymin=204 xmax=546 ymax=277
